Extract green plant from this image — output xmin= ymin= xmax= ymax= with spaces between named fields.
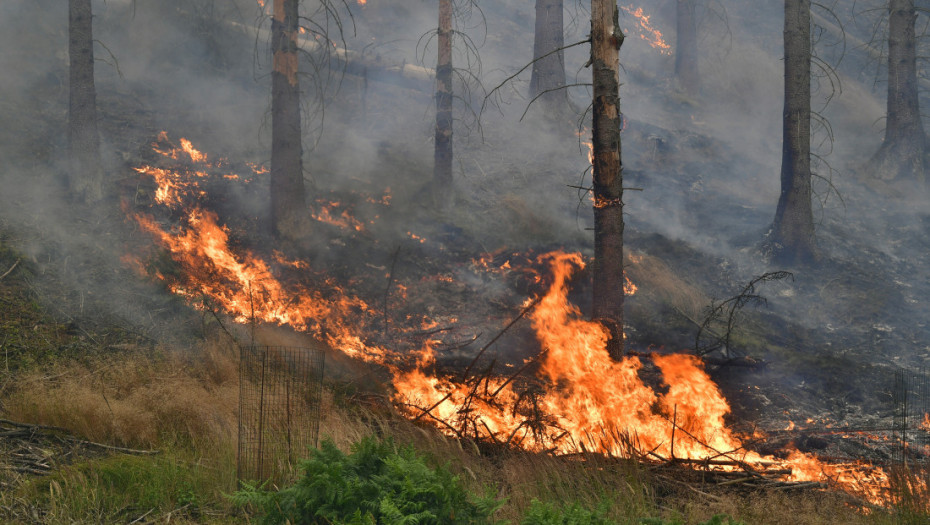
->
xmin=231 ymin=436 xmax=504 ymax=524
xmin=521 ymin=498 xmax=617 ymax=524
xmin=19 ymin=452 xmax=229 ymax=523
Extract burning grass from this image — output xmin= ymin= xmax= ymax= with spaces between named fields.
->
xmin=115 ymin=135 xmax=914 ymax=509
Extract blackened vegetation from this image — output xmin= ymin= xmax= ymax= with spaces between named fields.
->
xmin=674 ymin=0 xmax=700 ymax=96
xmin=270 ymin=0 xmax=311 ymax=242
xmin=68 ymin=0 xmax=103 ymax=203
xmin=529 ymin=0 xmax=569 ymax=116
xmin=867 ymin=0 xmax=927 ymax=183
xmin=433 ymin=0 xmax=454 ymax=207
xmin=767 ymin=0 xmax=817 ymax=265
xmin=590 ymin=0 xmax=625 ymax=359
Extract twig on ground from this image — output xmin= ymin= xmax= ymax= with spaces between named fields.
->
xmin=0 ymin=259 xmax=20 ymax=281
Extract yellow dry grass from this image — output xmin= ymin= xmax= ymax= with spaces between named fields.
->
xmin=0 ymin=328 xmax=915 ymax=524
xmin=3 ymin=339 xmax=239 ymax=450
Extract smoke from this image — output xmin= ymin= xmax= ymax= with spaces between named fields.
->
xmin=0 ymin=0 xmax=928 ymax=385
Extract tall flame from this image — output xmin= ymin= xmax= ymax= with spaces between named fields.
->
xmin=129 ymin=135 xmax=890 ymax=506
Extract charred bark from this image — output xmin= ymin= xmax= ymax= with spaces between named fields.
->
xmin=433 ymin=0 xmax=454 ymax=205
xmin=769 ymin=0 xmax=817 ymax=265
xmin=675 ymin=0 xmax=700 ymax=96
xmin=591 ymin=0 xmax=625 ymax=359
xmin=68 ymin=0 xmax=103 ymax=203
xmin=869 ymin=0 xmax=926 ymax=183
xmin=270 ymin=0 xmax=311 ymax=241
xmin=529 ymin=0 xmax=568 ymax=113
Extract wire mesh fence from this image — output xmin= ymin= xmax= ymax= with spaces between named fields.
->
xmin=238 ymin=345 xmax=325 ymax=484
xmin=892 ymin=368 xmax=930 ymax=465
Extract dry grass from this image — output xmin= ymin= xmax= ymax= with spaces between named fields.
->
xmin=3 ymin=338 xmax=239 ymax=450
xmin=0 ymin=328 xmax=917 ymax=524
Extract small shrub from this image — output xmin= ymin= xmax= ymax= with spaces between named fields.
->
xmin=232 ymin=436 xmax=504 ymax=524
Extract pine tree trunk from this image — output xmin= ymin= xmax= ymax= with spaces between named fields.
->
xmin=529 ymin=0 xmax=568 ymax=111
xmin=870 ymin=0 xmax=926 ymax=182
xmin=591 ymin=0 xmax=625 ymax=359
xmin=433 ymin=0 xmax=453 ymax=203
xmin=770 ymin=0 xmax=816 ymax=264
xmin=69 ymin=0 xmax=103 ymax=203
xmin=674 ymin=0 xmax=700 ymax=96
xmin=271 ymin=0 xmax=310 ymax=241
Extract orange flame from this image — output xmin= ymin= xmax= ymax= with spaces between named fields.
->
xmin=128 ymin=135 xmax=890 ymax=506
xmin=921 ymin=413 xmax=930 ymax=432
xmin=620 ymin=5 xmax=671 ymax=55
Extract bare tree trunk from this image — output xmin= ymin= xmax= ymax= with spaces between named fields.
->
xmin=770 ymin=0 xmax=816 ymax=264
xmin=433 ymin=0 xmax=453 ymax=204
xmin=271 ymin=0 xmax=310 ymax=241
xmin=674 ymin=0 xmax=700 ymax=96
xmin=869 ymin=0 xmax=926 ymax=182
xmin=529 ymin=0 xmax=568 ymax=111
xmin=69 ymin=0 xmax=103 ymax=203
xmin=591 ymin=0 xmax=625 ymax=359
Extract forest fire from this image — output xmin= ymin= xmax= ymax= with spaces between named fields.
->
xmin=621 ymin=5 xmax=671 ymax=55
xmin=128 ymin=135 xmax=894 ymax=508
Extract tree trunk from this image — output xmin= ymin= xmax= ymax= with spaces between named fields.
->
xmin=529 ymin=0 xmax=568 ymax=111
xmin=433 ymin=0 xmax=453 ymax=204
xmin=674 ymin=0 xmax=700 ymax=96
xmin=271 ymin=0 xmax=310 ymax=241
xmin=770 ymin=0 xmax=816 ymax=264
xmin=869 ymin=0 xmax=926 ymax=182
xmin=591 ymin=0 xmax=625 ymax=359
xmin=69 ymin=0 xmax=104 ymax=203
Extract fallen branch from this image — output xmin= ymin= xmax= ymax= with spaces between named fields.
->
xmin=0 ymin=259 xmax=20 ymax=281
xmin=461 ymin=295 xmax=542 ymax=380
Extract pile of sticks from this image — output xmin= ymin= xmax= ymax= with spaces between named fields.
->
xmin=0 ymin=419 xmax=158 ymax=485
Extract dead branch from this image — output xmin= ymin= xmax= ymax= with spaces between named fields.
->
xmin=0 ymin=259 xmax=20 ymax=281
xmin=461 ymin=295 xmax=542 ymax=380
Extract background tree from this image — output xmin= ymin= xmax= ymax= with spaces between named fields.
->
xmin=529 ymin=0 xmax=569 ymax=113
xmin=433 ymin=0 xmax=454 ymax=205
xmin=675 ymin=0 xmax=700 ymax=96
xmin=769 ymin=0 xmax=817 ymax=264
xmin=590 ymin=0 xmax=625 ymax=359
xmin=868 ymin=0 xmax=926 ymax=183
xmin=69 ymin=0 xmax=104 ymax=203
xmin=270 ymin=0 xmax=311 ymax=241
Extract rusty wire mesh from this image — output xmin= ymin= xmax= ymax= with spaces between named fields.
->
xmin=892 ymin=368 xmax=930 ymax=465
xmin=238 ymin=345 xmax=325 ymax=484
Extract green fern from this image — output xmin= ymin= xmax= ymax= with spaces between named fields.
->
xmin=232 ymin=436 xmax=503 ymax=524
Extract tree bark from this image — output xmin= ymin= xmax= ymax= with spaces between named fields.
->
xmin=770 ymin=0 xmax=816 ymax=264
xmin=271 ymin=0 xmax=311 ymax=241
xmin=433 ymin=0 xmax=454 ymax=204
xmin=674 ymin=0 xmax=700 ymax=96
xmin=529 ymin=0 xmax=568 ymax=111
xmin=69 ymin=0 xmax=104 ymax=203
xmin=869 ymin=0 xmax=926 ymax=182
xmin=591 ymin=0 xmax=625 ymax=359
